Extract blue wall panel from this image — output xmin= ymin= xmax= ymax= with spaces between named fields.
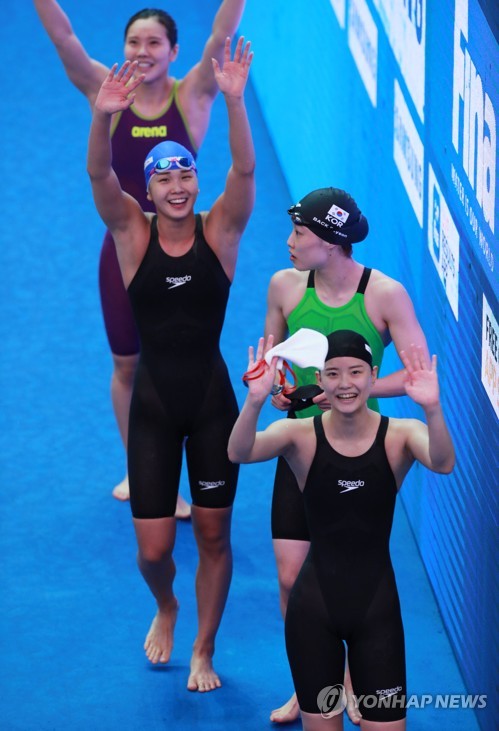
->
xmin=242 ymin=1 xmax=498 ymax=728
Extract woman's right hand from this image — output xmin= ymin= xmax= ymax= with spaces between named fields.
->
xmin=244 ymin=336 xmax=278 ymax=403
xmin=94 ymin=61 xmax=144 ymax=115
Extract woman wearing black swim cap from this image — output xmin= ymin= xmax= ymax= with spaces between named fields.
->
xmin=229 ymin=333 xmax=455 ymax=730
xmin=263 ymin=185 xmax=431 ymax=724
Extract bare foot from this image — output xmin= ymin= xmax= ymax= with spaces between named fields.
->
xmin=144 ymin=602 xmax=179 ymax=664
xmin=187 ymin=652 xmax=222 ymax=693
xmin=175 ymin=494 xmax=191 ymax=520
xmin=270 ymin=692 xmax=300 ymax=723
xmin=112 ymin=475 xmax=130 ymax=501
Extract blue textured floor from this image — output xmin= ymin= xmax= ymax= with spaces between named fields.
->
xmin=0 ymin=2 xmax=479 ymax=729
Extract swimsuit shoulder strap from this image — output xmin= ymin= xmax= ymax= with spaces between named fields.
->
xmin=356 ymin=267 xmax=372 ymax=294
xmin=313 ymin=414 xmax=326 ymax=441
xmin=375 ymin=415 xmax=389 ymax=444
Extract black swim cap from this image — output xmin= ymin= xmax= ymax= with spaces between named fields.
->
xmin=288 ymin=187 xmax=369 ymax=245
xmin=325 ymin=330 xmax=373 ymax=367
xmin=287 ymin=384 xmax=324 ymax=413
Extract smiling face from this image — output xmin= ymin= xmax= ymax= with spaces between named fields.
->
xmin=124 ymin=18 xmax=178 ymax=83
xmin=318 ymin=356 xmax=377 ymax=413
xmin=147 ymin=167 xmax=199 ymax=218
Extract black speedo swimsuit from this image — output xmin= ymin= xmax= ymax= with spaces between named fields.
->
xmin=285 ymin=415 xmax=406 ymax=722
xmin=126 ymin=214 xmax=239 ymax=518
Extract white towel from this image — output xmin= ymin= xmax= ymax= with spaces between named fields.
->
xmin=264 ymin=328 xmax=328 ymax=371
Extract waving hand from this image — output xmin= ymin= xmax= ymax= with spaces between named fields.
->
xmin=400 ymin=345 xmax=440 ymax=409
xmin=212 ymin=36 xmax=253 ymax=98
xmin=94 ymin=61 xmax=145 ymax=115
xmin=243 ymin=336 xmax=279 ymax=404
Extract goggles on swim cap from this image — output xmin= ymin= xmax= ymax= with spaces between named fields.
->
xmin=153 ymin=156 xmax=197 ymax=173
xmin=288 ymin=210 xmax=314 ymax=227
xmin=146 ymin=156 xmax=197 ymax=188
xmin=288 ymin=187 xmax=369 ymax=246
xmin=144 ymin=141 xmax=197 ymax=189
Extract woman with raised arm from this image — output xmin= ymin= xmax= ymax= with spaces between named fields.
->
xmin=263 ymin=187 xmax=430 ymax=724
xmin=229 ymin=331 xmax=454 ymax=729
xmin=34 ymin=0 xmax=246 ymax=505
xmin=87 ymin=37 xmax=255 ymax=693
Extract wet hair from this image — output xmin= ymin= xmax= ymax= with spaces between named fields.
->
xmin=124 ymin=9 xmax=178 ymax=47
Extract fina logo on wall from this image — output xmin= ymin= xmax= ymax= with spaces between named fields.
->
xmin=481 ymin=295 xmax=498 ymax=419
xmin=393 ymin=80 xmax=424 ymax=226
xmin=348 ymin=0 xmax=378 ymax=107
xmin=451 ymin=0 xmax=496 ymax=274
xmin=428 ymin=165 xmax=460 ymax=321
xmin=330 ymin=0 xmax=346 ymax=28
xmin=372 ymin=0 xmax=426 ymax=121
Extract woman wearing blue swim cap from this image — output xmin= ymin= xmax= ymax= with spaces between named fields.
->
xmin=34 ymin=0 xmax=246 ymax=508
xmin=87 ymin=36 xmax=254 ymax=693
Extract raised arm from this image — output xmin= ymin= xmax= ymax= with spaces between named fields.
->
xmin=203 ymin=37 xmax=255 ymax=278
xmin=264 ymin=271 xmax=297 ymax=412
xmin=371 ymin=277 xmax=430 ymax=398
xmin=34 ymin=0 xmax=108 ymax=103
xmin=228 ymin=338 xmax=292 ymax=464
xmin=183 ymin=0 xmax=246 ymax=101
xmin=399 ymin=346 xmax=455 ymax=474
xmin=87 ymin=62 xmax=149 ymax=285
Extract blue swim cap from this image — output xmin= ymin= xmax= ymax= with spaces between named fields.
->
xmin=144 ymin=141 xmax=197 ymax=189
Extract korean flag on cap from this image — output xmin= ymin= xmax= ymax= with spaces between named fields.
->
xmin=328 ymin=204 xmax=350 ymax=223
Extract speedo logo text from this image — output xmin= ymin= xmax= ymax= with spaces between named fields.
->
xmin=338 ymin=479 xmax=365 ymax=493
xmin=166 ymin=275 xmax=192 ymax=289
xmin=199 ymin=481 xmax=226 ymax=491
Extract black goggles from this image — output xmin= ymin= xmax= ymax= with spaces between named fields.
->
xmin=288 ymin=207 xmax=314 ymax=227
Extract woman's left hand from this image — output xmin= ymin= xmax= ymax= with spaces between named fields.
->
xmin=212 ymin=36 xmax=253 ymax=98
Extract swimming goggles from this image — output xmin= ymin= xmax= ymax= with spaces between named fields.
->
xmin=152 ymin=156 xmax=197 ymax=174
xmin=242 ymin=329 xmax=328 ymax=395
xmin=242 ymin=358 xmax=297 ymax=396
xmin=288 ymin=208 xmax=313 ymax=227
